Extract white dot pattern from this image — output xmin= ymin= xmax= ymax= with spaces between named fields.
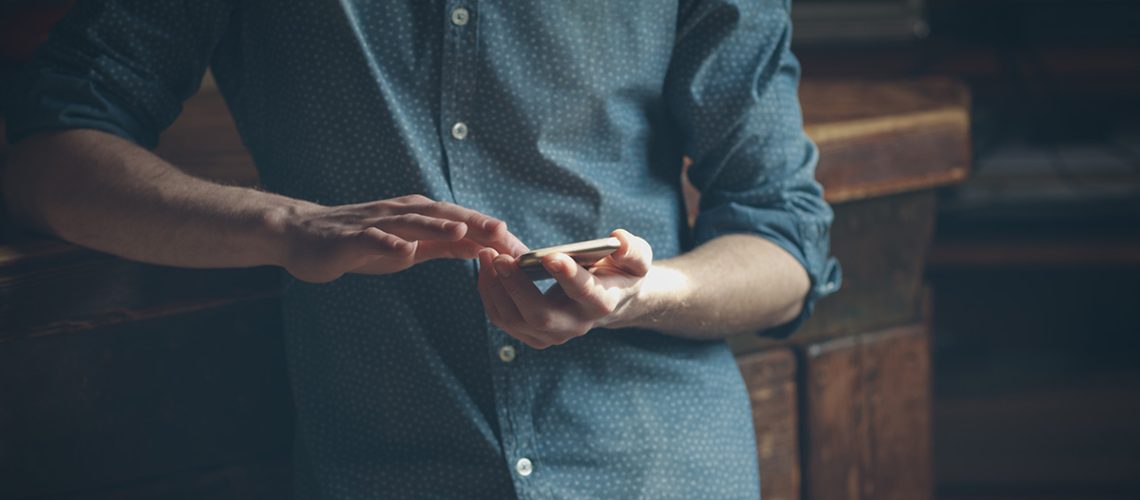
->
xmin=7 ymin=0 xmax=843 ymax=498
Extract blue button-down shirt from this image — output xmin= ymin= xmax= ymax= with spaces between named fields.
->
xmin=7 ymin=0 xmax=839 ymax=498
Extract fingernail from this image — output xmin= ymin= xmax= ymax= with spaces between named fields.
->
xmin=478 ymin=249 xmax=494 ymax=267
xmin=493 ymin=259 xmax=512 ymax=278
xmin=547 ymin=255 xmax=567 ymax=274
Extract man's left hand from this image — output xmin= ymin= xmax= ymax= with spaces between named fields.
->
xmin=476 ymin=229 xmax=653 ymax=349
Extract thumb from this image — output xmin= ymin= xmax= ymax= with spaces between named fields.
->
xmin=606 ymin=229 xmax=652 ymax=277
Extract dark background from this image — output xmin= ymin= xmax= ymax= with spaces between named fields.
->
xmin=792 ymin=0 xmax=1140 ymax=499
xmin=2 ymin=1 xmax=1139 ymax=499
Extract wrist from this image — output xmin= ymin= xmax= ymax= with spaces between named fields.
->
xmin=602 ymin=263 xmax=692 ymax=330
xmin=257 ymin=193 xmax=322 ymax=269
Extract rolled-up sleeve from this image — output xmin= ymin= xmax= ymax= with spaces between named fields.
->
xmin=665 ymin=0 xmax=841 ymax=338
xmin=4 ymin=0 xmax=233 ymax=148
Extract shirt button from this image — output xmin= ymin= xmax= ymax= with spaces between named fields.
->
xmin=515 ymin=457 xmax=533 ymax=477
xmin=450 ymin=7 xmax=470 ymax=26
xmin=498 ymin=345 xmax=516 ymax=363
xmin=451 ymin=122 xmax=468 ymax=140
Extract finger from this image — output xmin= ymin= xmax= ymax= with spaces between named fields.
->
xmin=374 ymin=213 xmax=467 ymax=242
xmin=480 ymin=251 xmax=549 ymax=348
xmin=475 ymin=219 xmax=530 ymax=257
xmin=485 ymin=255 xmax=526 ymax=325
xmin=542 ymin=253 xmax=610 ymax=314
xmin=477 ymin=249 xmax=505 ymax=324
xmin=356 ymin=227 xmax=416 ymax=259
xmin=415 ymin=239 xmax=484 ymax=262
xmin=607 ymin=229 xmax=653 ymax=277
xmin=406 ymin=201 xmax=529 ymax=256
xmin=493 ymin=255 xmax=561 ymax=331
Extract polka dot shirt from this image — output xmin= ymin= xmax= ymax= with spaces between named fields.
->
xmin=7 ymin=0 xmax=840 ymax=498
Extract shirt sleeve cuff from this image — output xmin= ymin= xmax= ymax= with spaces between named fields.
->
xmin=5 ymin=66 xmax=158 ymax=148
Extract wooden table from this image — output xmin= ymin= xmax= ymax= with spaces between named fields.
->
xmin=0 ymin=77 xmax=970 ymax=499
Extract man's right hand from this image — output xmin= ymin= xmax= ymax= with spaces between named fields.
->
xmin=277 ymin=194 xmax=528 ymax=283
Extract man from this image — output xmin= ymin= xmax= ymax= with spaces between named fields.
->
xmin=4 ymin=0 xmax=839 ymax=498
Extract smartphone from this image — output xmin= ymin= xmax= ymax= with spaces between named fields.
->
xmin=516 ymin=237 xmax=622 ymax=280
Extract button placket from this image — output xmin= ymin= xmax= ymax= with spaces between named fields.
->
xmin=438 ymin=0 xmax=477 ymax=194
xmin=441 ymin=3 xmax=543 ymax=493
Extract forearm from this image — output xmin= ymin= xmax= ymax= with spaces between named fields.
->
xmin=612 ymin=234 xmax=810 ymax=339
xmin=4 ymin=129 xmax=301 ymax=268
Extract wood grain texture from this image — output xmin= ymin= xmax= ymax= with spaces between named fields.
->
xmin=809 ymin=111 xmax=969 ymax=204
xmin=801 ymin=323 xmax=933 ymax=500
xmin=802 ymin=77 xmax=970 ymax=203
xmin=737 ymin=348 xmax=800 ymax=500
xmin=0 ymin=247 xmax=279 ymax=339
xmin=39 ymin=456 xmax=292 ymax=500
xmin=0 ymin=299 xmax=293 ymax=499
xmin=799 ymin=78 xmax=968 ymax=125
